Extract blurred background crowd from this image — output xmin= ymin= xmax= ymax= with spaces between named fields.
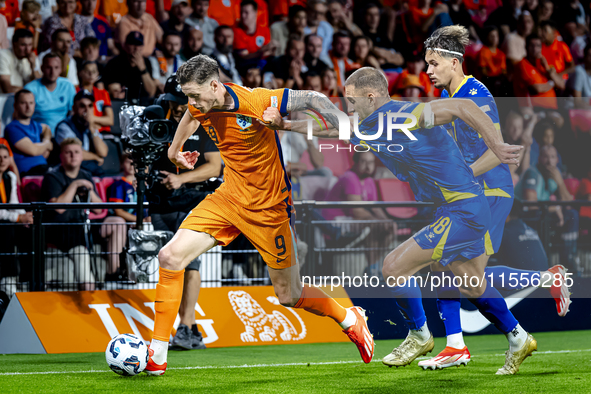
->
xmin=0 ymin=0 xmax=590 ymax=286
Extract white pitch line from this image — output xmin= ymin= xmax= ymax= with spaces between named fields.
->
xmin=1 ymin=349 xmax=590 ymax=377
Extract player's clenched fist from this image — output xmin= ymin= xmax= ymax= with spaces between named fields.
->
xmin=168 ymin=149 xmax=200 ymax=170
xmin=492 ymin=142 xmax=523 ymax=165
xmin=259 ymin=107 xmax=284 ymax=130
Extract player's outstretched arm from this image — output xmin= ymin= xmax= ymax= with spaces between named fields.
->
xmin=168 ymin=109 xmax=201 ymax=170
xmin=422 ymin=99 xmax=523 ymax=165
xmin=261 ymin=107 xmax=341 ymax=138
xmin=286 ymin=90 xmax=346 ymax=131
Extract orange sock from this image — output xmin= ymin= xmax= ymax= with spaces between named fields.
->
xmin=152 ymin=267 xmax=184 ymax=342
xmin=294 ymin=285 xmax=347 ymax=323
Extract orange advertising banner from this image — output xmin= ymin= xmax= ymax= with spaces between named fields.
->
xmin=7 ymin=286 xmax=353 ymax=354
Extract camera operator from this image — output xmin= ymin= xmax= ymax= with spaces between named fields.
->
xmin=149 ymin=74 xmax=222 ymax=350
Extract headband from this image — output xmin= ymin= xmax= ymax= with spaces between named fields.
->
xmin=426 ymin=47 xmax=464 ymax=57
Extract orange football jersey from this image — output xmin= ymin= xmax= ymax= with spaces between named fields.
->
xmin=188 ymin=84 xmax=291 ymax=210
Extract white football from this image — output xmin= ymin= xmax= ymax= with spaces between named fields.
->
xmin=105 ymin=334 xmax=149 ymax=376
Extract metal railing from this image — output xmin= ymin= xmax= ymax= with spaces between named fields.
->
xmin=0 ymin=200 xmax=590 ymax=294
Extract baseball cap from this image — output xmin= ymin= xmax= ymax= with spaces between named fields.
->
xmin=171 ymin=0 xmax=189 ymax=5
xmin=74 ymin=89 xmax=95 ymax=102
xmin=125 ymin=31 xmax=144 ymax=46
xmin=162 ymin=74 xmax=188 ymax=105
xmin=400 ymin=74 xmax=424 ymax=91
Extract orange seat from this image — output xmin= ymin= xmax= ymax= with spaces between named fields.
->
xmin=377 ymin=178 xmax=418 ymax=219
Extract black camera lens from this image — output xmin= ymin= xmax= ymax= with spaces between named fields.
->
xmin=152 ymin=123 xmax=168 ymax=140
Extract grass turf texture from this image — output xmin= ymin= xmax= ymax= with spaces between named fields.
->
xmin=1 ymin=330 xmax=589 ymax=393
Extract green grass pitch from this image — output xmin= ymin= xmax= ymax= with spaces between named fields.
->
xmin=1 ymin=330 xmax=589 ymax=393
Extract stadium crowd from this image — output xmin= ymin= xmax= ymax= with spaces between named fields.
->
xmin=0 ymin=0 xmax=590 ymax=286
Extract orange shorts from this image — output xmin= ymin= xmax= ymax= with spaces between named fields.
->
xmin=179 ymin=191 xmax=297 ymax=270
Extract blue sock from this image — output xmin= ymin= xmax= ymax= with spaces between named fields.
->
xmin=434 ymin=272 xmax=462 ymax=336
xmin=388 ymin=277 xmax=427 ymax=330
xmin=485 ymin=266 xmax=541 ymax=291
xmin=468 ymin=280 xmax=518 ymax=334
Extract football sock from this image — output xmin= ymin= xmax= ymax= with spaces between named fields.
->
xmin=191 ymin=324 xmax=200 ymax=337
xmin=339 ymin=308 xmax=357 ymax=329
xmin=506 ymin=323 xmax=528 ymax=352
xmin=149 ymin=339 xmax=168 ymax=365
xmin=153 ymin=267 xmax=185 ymax=342
xmin=294 ymin=285 xmax=347 ymax=325
xmin=468 ymin=280 xmax=519 ymax=334
xmin=388 ymin=277 xmax=427 ymax=331
xmin=434 ymin=272 xmax=463 ymax=337
xmin=484 ymin=266 xmax=541 ymax=291
xmin=447 ymin=333 xmax=465 ymax=349
xmin=409 ymin=321 xmax=431 ymax=343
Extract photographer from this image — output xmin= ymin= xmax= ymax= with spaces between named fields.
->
xmin=149 ymin=74 xmax=222 ymax=350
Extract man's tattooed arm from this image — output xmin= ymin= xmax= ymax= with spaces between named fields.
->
xmin=286 ymin=89 xmax=345 ymax=130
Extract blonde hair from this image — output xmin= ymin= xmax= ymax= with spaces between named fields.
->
xmin=60 ymin=137 xmax=83 ymax=149
xmin=22 ymin=0 xmax=41 ymax=13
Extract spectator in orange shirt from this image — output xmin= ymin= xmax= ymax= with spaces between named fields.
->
xmin=207 ymin=0 xmax=237 ymax=27
xmin=513 ymin=33 xmax=564 ymax=109
xmin=407 ymin=0 xmax=452 ymax=50
xmin=269 ymin=0 xmax=307 ymax=23
xmin=101 ymin=0 xmax=128 ymax=28
xmin=328 ymin=30 xmax=359 ymax=87
xmin=77 ymin=61 xmax=113 ymax=132
xmin=15 ymin=0 xmax=42 ymax=51
xmin=540 ymin=20 xmax=574 ymax=82
xmin=390 ymin=51 xmax=436 ymax=97
xmin=233 ymin=0 xmax=275 ymax=70
xmin=476 ymin=26 xmax=506 ymax=96
xmin=116 ymin=0 xmax=163 ymax=57
xmin=477 ymin=26 xmax=506 ymax=78
xmin=145 ymin=0 xmax=171 ymax=23
xmin=0 ymin=0 xmax=20 ymax=26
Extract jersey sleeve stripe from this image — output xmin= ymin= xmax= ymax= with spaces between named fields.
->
xmin=273 ymin=131 xmax=292 ymax=193
xmin=280 ymin=89 xmax=290 ymax=115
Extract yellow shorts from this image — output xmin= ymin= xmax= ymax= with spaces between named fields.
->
xmin=179 ymin=192 xmax=297 ymax=270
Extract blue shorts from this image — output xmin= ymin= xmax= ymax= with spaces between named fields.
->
xmin=486 ymin=195 xmax=513 ymax=253
xmin=414 ymin=194 xmax=491 ymax=266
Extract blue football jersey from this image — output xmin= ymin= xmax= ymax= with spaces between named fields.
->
xmin=350 ymin=100 xmax=483 ymax=205
xmin=441 ymin=76 xmax=514 ymax=198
